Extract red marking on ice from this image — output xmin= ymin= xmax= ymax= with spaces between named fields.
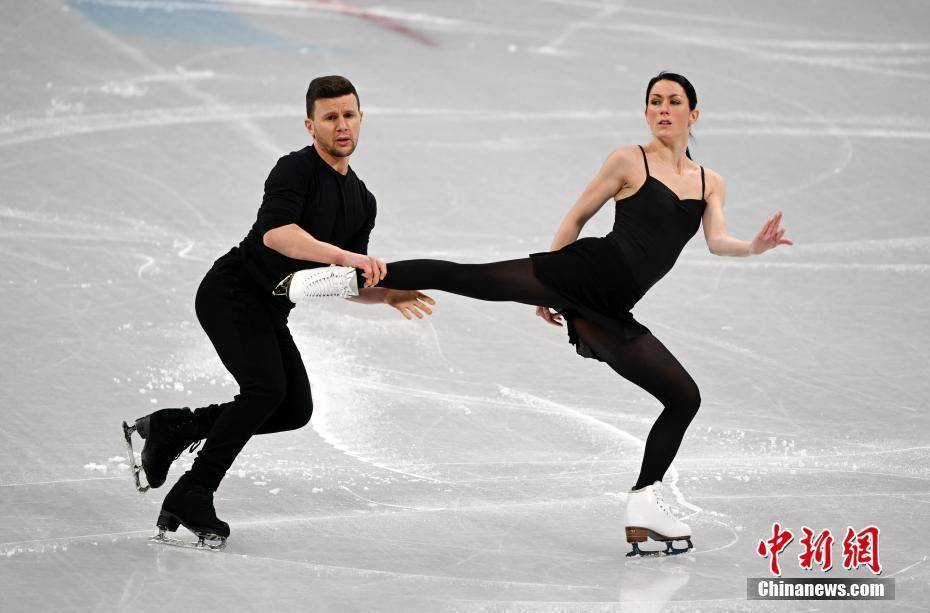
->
xmin=305 ymin=0 xmax=437 ymax=47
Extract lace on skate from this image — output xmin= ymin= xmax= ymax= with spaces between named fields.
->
xmin=654 ymin=484 xmax=675 ymax=519
xmin=173 ymin=439 xmax=202 ymax=462
xmin=299 ymin=269 xmax=355 ymax=299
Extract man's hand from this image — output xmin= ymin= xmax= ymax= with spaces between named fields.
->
xmin=339 ymin=250 xmax=387 ymax=287
xmin=385 ymin=290 xmax=436 ymax=320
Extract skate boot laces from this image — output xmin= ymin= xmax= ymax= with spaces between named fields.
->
xmin=172 ymin=439 xmax=201 ymax=462
xmin=654 ymin=484 xmax=675 ymax=519
xmin=306 ymin=271 xmax=352 ymax=298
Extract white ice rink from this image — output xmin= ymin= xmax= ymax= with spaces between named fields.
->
xmin=2 ymin=1 xmax=929 ymax=611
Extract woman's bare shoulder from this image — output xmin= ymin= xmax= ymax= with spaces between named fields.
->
xmin=701 ymin=166 xmax=727 ymax=199
xmin=606 ymin=144 xmax=643 ymax=164
xmin=602 ymin=145 xmax=644 ymax=176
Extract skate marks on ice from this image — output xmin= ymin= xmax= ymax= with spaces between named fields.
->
xmin=299 ymin=322 xmax=733 ymax=559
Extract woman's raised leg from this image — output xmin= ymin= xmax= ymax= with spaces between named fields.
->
xmin=381 ymin=258 xmax=566 ymax=308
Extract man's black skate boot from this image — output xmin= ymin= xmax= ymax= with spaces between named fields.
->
xmin=157 ymin=473 xmax=230 ymax=543
xmin=133 ymin=408 xmax=205 ymax=489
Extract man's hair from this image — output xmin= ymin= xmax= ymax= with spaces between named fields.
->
xmin=306 ymin=75 xmax=359 ymax=118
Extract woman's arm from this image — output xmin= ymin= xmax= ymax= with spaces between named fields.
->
xmin=548 ymin=147 xmax=637 ymax=250
xmin=701 ymin=170 xmax=793 ymax=257
xmin=537 ymin=147 xmax=636 ymax=326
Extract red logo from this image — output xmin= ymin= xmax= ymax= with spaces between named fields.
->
xmin=757 ymin=523 xmax=881 ymax=576
xmin=842 ymin=525 xmax=882 ymax=574
xmin=756 ymin=522 xmax=794 ymax=576
xmin=798 ymin=526 xmax=834 ymax=571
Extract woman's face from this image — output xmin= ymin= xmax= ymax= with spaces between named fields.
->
xmin=645 ymin=80 xmax=698 ymax=139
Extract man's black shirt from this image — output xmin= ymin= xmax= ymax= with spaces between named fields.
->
xmin=237 ymin=145 xmax=376 ymax=296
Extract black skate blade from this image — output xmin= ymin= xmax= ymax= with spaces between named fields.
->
xmin=154 ymin=511 xmax=228 ymax=551
xmin=121 ymin=421 xmax=150 ymax=493
xmin=150 ymin=530 xmax=227 ymax=551
xmin=626 ymin=538 xmax=694 ymax=558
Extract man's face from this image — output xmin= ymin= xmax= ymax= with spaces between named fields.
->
xmin=305 ymin=94 xmax=362 ymax=159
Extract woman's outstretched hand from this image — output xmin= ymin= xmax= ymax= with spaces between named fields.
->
xmin=751 ymin=211 xmax=794 ymax=255
xmin=385 ymin=290 xmax=436 ymax=320
xmin=536 ymin=306 xmax=564 ymax=327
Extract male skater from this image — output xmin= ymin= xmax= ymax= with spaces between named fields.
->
xmin=123 ymin=75 xmax=435 ymax=547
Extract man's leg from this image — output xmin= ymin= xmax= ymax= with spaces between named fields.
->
xmin=150 ymin=269 xmax=291 ymax=542
xmin=185 ymin=271 xmax=289 ymax=493
xmin=254 ymin=324 xmax=313 ymax=434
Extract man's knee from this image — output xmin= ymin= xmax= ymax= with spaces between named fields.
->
xmin=289 ymin=388 xmax=313 ymax=429
xmin=241 ymin=378 xmax=287 ymax=410
xmin=275 ymin=386 xmax=313 ymax=430
xmin=293 ymin=402 xmax=313 ymax=429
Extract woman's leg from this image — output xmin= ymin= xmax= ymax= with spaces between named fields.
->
xmin=380 ymin=258 xmax=565 ymax=308
xmin=571 ymin=318 xmax=701 ymax=489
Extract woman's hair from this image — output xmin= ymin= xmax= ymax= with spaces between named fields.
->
xmin=645 ymin=71 xmax=697 ymax=159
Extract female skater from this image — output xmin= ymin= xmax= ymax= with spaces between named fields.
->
xmin=282 ymin=72 xmax=793 ymax=555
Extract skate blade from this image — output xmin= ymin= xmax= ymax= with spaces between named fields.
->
xmin=150 ymin=530 xmax=227 ymax=551
xmin=121 ymin=421 xmax=149 ymax=493
xmin=626 ymin=538 xmax=694 ymax=558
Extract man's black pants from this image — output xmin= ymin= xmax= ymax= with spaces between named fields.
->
xmin=188 ymin=251 xmax=312 ymax=492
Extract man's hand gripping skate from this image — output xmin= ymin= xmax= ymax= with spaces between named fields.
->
xmin=339 ymin=250 xmax=386 ymax=288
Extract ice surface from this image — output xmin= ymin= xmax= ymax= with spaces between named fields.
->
xmin=2 ymin=0 xmax=929 ymax=611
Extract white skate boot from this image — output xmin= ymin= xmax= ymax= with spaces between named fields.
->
xmin=273 ymin=266 xmax=359 ymax=303
xmin=625 ymin=481 xmax=693 ymax=556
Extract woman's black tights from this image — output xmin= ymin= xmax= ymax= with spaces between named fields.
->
xmin=380 ymin=258 xmax=701 ymax=489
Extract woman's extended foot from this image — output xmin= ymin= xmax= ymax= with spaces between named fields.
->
xmin=274 ymin=266 xmax=359 ymax=303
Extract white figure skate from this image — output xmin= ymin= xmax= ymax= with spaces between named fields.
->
xmin=625 ymin=481 xmax=693 ymax=556
xmin=273 ymin=266 xmax=359 ymax=303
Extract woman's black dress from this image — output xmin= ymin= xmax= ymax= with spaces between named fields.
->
xmin=530 ymin=146 xmax=706 ymax=360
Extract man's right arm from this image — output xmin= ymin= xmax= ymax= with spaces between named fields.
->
xmin=255 ymin=155 xmax=382 ymax=283
xmin=263 ymin=224 xmax=386 ymax=286
xmin=263 ymin=223 xmax=344 ymax=264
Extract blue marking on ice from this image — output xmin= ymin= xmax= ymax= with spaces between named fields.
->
xmin=67 ymin=0 xmax=287 ymax=48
